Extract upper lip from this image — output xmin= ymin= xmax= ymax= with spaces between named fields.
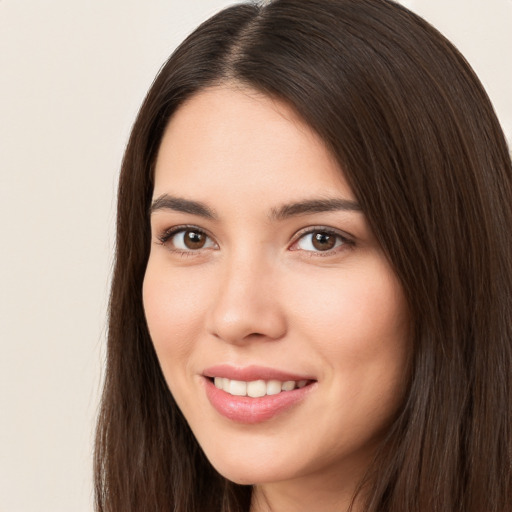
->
xmin=203 ymin=364 xmax=315 ymax=382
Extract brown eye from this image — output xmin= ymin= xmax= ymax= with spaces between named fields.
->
xmin=312 ymin=232 xmax=336 ymax=251
xmin=184 ymin=230 xmax=207 ymax=249
xmin=163 ymin=228 xmax=216 ymax=251
xmin=294 ymin=229 xmax=346 ymax=253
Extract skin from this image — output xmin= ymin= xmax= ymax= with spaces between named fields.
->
xmin=143 ymin=86 xmax=410 ymax=512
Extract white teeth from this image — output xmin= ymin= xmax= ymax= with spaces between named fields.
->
xmin=229 ymin=380 xmax=247 ymax=396
xmin=281 ymin=380 xmax=296 ymax=391
xmin=247 ymin=380 xmax=266 ymax=398
xmin=266 ymin=380 xmax=282 ymax=395
xmin=212 ymin=377 xmax=309 ymax=397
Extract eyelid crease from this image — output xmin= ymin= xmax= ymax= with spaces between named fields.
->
xmin=291 ymin=225 xmax=354 ymax=243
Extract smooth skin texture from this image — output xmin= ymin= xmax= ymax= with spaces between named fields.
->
xmin=143 ymin=86 xmax=410 ymax=512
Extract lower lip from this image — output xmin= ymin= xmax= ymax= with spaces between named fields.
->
xmin=204 ymin=378 xmax=315 ymax=424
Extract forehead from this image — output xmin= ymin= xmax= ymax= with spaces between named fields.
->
xmin=153 ymin=86 xmax=354 ymax=207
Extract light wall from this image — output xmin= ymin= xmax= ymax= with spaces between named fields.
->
xmin=0 ymin=1 xmax=510 ymax=511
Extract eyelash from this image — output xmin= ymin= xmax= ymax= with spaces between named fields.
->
xmin=156 ymin=225 xmax=354 ymax=257
xmin=157 ymin=225 xmax=217 ymax=256
xmin=289 ymin=226 xmax=353 ymax=256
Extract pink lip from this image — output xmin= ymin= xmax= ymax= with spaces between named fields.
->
xmin=203 ymin=364 xmax=314 ymax=382
xmin=202 ymin=365 xmax=317 ymax=424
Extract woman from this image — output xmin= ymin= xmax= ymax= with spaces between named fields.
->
xmin=94 ymin=0 xmax=512 ymax=511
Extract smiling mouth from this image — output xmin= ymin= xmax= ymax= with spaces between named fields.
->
xmin=210 ymin=377 xmax=312 ymax=397
xmin=204 ymin=376 xmax=316 ymax=423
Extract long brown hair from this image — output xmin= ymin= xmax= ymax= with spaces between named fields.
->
xmin=94 ymin=1 xmax=512 ymax=510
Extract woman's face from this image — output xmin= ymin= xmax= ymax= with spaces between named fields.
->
xmin=143 ymin=86 xmax=410 ymax=497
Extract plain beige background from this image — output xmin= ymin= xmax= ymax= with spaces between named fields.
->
xmin=0 ymin=1 xmax=510 ymax=511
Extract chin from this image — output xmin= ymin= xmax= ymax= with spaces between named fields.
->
xmin=201 ymin=441 xmax=297 ymax=486
xmin=213 ymin=461 xmax=289 ymax=486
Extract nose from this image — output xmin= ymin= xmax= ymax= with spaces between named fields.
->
xmin=206 ymin=253 xmax=287 ymax=345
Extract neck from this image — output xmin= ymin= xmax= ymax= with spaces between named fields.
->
xmin=249 ymin=467 xmax=366 ymax=512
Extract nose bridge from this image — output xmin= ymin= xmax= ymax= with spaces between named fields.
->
xmin=207 ymin=247 xmax=286 ymax=344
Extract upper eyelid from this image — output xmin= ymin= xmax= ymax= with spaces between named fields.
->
xmin=289 ymin=226 xmax=354 ymax=256
xmin=291 ymin=225 xmax=353 ymax=242
xmin=155 ymin=224 xmax=353 ymax=248
xmin=156 ymin=224 xmax=216 ymax=244
xmin=157 ymin=224 xmax=210 ymax=236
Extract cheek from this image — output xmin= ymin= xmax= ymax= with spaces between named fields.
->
xmin=142 ymin=261 xmax=207 ymax=364
xmin=286 ymin=259 xmax=410 ymax=415
xmin=289 ymin=263 xmax=408 ymax=351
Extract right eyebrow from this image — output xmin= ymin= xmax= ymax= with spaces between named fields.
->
xmin=150 ymin=194 xmax=217 ymax=219
xmin=269 ymin=197 xmax=362 ymax=221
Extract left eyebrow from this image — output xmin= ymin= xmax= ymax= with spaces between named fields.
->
xmin=150 ymin=194 xmax=217 ymax=219
xmin=269 ymin=198 xmax=362 ymax=221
